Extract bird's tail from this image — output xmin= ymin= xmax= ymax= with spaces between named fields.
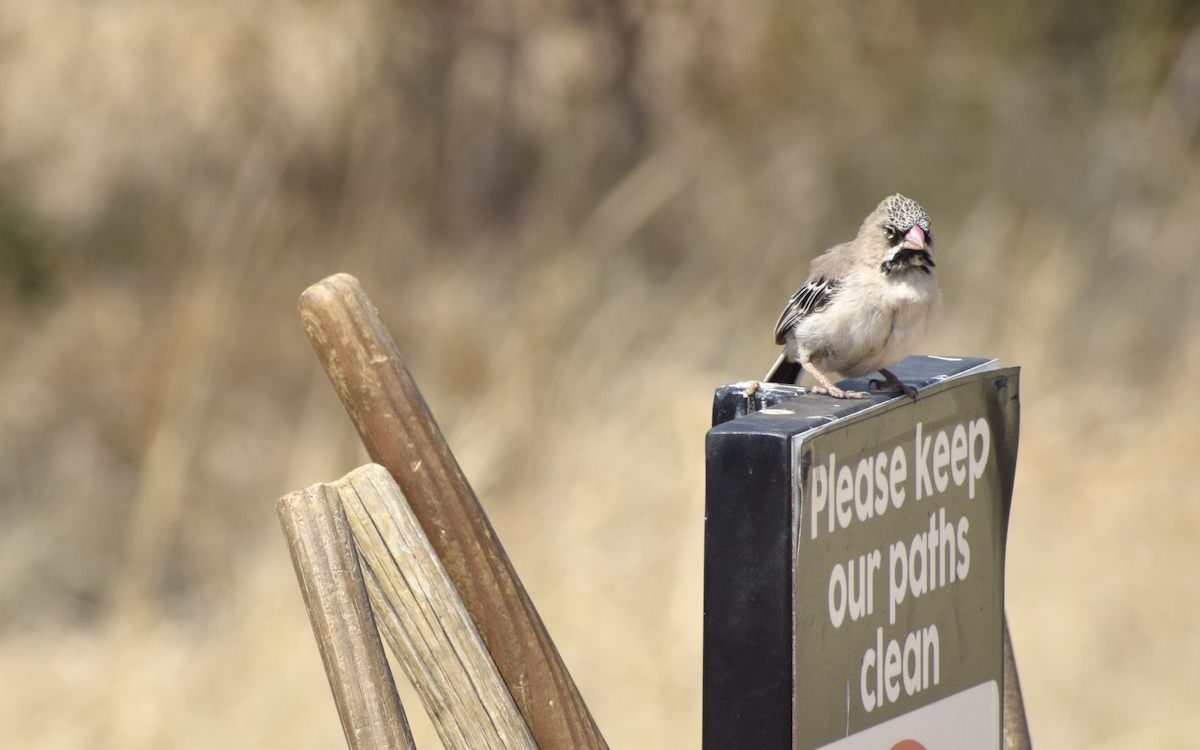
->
xmin=764 ymin=352 xmax=802 ymax=385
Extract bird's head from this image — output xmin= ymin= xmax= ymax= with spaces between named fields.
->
xmin=860 ymin=194 xmax=936 ymax=276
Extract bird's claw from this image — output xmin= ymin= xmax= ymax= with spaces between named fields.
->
xmin=872 ymin=371 xmax=918 ymax=402
xmin=809 ymin=385 xmax=868 ymax=399
xmin=744 ymin=381 xmax=760 ymax=413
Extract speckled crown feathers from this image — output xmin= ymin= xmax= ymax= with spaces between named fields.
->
xmin=883 ymin=194 xmax=930 ymax=232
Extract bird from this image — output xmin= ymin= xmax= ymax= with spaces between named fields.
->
xmin=764 ymin=194 xmax=942 ymax=400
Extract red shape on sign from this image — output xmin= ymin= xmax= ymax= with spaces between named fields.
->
xmin=889 ymin=742 xmax=927 ymax=750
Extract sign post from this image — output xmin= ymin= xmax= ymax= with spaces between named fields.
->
xmin=703 ymin=356 xmax=1021 ymax=750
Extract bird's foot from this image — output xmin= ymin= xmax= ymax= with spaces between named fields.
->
xmin=809 ymin=385 xmax=868 ymax=399
xmin=744 ymin=381 xmax=760 ymax=413
xmin=802 ymin=361 xmax=867 ymax=399
xmin=869 ymin=369 xmax=918 ymax=402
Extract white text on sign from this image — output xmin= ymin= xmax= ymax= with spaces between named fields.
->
xmin=810 ymin=417 xmax=992 ymax=714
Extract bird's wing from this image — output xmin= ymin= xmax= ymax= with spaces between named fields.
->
xmin=773 ymin=274 xmax=841 ymax=344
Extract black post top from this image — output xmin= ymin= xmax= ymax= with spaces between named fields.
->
xmin=712 ymin=355 xmax=999 ymax=428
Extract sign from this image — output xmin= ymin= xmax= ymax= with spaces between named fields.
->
xmin=703 ymin=356 xmax=1020 ymax=750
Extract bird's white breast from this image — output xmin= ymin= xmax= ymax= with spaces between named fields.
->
xmin=788 ymin=267 xmax=940 ymax=379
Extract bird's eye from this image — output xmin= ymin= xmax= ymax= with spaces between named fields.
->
xmin=884 ymin=226 xmax=899 ymax=243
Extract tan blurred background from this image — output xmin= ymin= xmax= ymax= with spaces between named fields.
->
xmin=1 ymin=0 xmax=1200 ymax=747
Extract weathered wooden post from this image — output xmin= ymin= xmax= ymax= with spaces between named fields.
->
xmin=298 ymin=273 xmax=607 ymax=750
xmin=278 ymin=482 xmax=418 ymax=750
xmin=703 ymin=356 xmax=1031 ymax=749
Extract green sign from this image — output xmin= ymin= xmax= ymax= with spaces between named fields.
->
xmin=791 ymin=368 xmax=1019 ymax=749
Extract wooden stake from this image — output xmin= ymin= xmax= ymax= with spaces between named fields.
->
xmin=336 ymin=464 xmax=537 ymax=750
xmin=298 ymin=273 xmax=608 ymax=750
xmin=1003 ymin=615 xmax=1033 ymax=750
xmin=277 ymin=483 xmax=417 ymax=750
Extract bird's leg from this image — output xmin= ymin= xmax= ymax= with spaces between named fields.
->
xmin=802 ymin=361 xmax=866 ymax=399
xmin=869 ymin=368 xmax=917 ymax=401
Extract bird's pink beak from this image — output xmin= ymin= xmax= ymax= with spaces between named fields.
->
xmin=904 ymin=225 xmax=927 ymax=249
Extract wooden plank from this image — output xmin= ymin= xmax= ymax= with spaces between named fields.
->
xmin=298 ymin=273 xmax=608 ymax=750
xmin=336 ymin=464 xmax=537 ymax=750
xmin=278 ymin=483 xmax=417 ymax=750
xmin=1002 ymin=616 xmax=1033 ymax=750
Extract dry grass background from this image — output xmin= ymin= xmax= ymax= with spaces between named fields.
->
xmin=2 ymin=0 xmax=1200 ymax=747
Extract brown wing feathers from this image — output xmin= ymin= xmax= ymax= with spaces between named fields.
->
xmin=773 ymin=276 xmax=840 ymax=345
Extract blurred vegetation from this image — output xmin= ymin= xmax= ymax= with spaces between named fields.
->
xmin=3 ymin=0 xmax=1200 ymax=748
